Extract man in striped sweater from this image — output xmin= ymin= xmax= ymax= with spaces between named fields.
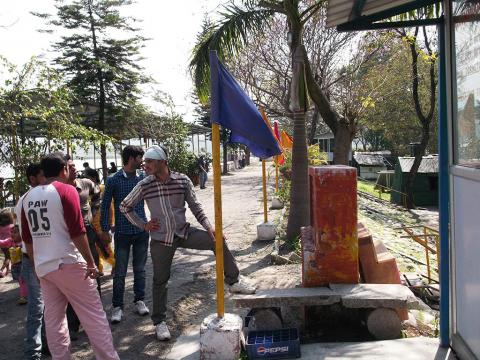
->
xmin=120 ymin=145 xmax=255 ymax=341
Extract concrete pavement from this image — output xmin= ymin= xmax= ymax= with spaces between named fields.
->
xmin=166 ymin=331 xmax=456 ymax=360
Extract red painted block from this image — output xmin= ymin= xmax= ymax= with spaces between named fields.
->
xmin=302 ymin=166 xmax=359 ymax=287
xmin=357 ymin=222 xmax=407 ymax=320
xmin=357 ymin=222 xmax=401 ymax=285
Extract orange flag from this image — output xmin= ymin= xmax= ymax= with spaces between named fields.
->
xmin=259 ymin=108 xmax=284 ymax=165
xmin=281 ymin=130 xmax=293 ymax=150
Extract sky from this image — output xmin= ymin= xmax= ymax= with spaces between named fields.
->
xmin=0 ymin=0 xmax=226 ymax=122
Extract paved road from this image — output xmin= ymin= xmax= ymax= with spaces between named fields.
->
xmin=0 ymin=159 xmax=294 ymax=359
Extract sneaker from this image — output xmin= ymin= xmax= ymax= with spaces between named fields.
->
xmin=135 ymin=300 xmax=149 ymax=316
xmin=229 ymin=276 xmax=256 ymax=294
xmin=111 ymin=306 xmax=123 ymax=324
xmin=17 ymin=296 xmax=28 ymax=305
xmin=155 ymin=321 xmax=171 ymax=341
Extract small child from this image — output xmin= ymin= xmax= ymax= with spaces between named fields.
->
xmin=10 ymin=225 xmax=28 ymax=304
xmin=0 ymin=210 xmax=14 ymax=277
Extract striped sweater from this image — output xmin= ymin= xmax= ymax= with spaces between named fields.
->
xmin=120 ymin=171 xmax=212 ymax=246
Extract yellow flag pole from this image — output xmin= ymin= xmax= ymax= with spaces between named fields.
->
xmin=275 ymin=157 xmax=279 ymax=193
xmin=262 ymin=159 xmax=268 ymax=223
xmin=212 ymin=123 xmax=225 ymax=318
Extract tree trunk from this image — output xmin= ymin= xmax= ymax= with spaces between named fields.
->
xmin=404 ymin=124 xmax=430 ymax=208
xmin=333 ymin=122 xmax=353 ymax=165
xmin=308 ymin=105 xmax=320 ymax=145
xmin=100 ymin=144 xmax=107 ymax=182
xmin=303 ymin=48 xmax=352 ymax=165
xmin=222 ymin=142 xmax=228 ymax=174
xmin=245 ymin=147 xmax=251 ymax=166
xmin=285 ymin=38 xmax=310 ymax=239
xmin=87 ymin=0 xmax=108 ymax=181
xmin=404 ymin=27 xmax=436 ymax=209
xmin=286 ymin=110 xmax=310 ymax=240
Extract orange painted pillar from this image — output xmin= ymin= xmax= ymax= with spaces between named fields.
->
xmin=302 ymin=166 xmax=359 ymax=286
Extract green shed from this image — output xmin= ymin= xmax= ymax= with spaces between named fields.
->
xmin=391 ymin=156 xmax=439 ymax=207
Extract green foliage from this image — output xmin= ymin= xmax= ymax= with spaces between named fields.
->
xmin=307 ymin=145 xmax=328 ymax=166
xmin=157 ymin=115 xmax=190 ymax=173
xmin=0 ymin=57 xmax=110 ymax=197
xmin=35 ymin=0 xmax=150 ymax=136
xmin=277 ymin=145 xmax=327 ymax=206
xmin=286 ymin=234 xmax=301 ymax=252
xmin=357 ymin=179 xmax=391 ymax=202
xmin=276 ymin=178 xmax=291 ymax=204
xmin=358 ymin=33 xmax=438 ymax=156
xmin=145 ymin=110 xmax=201 ymax=182
xmin=356 ymin=128 xmax=392 ymax=151
xmin=279 ymin=145 xmax=327 ymax=176
xmin=189 ymin=4 xmax=276 ymax=103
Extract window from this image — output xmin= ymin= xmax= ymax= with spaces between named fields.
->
xmin=318 ymin=139 xmax=328 ymax=152
xmin=453 ymin=1 xmax=480 ymax=168
xmin=329 ymin=138 xmax=335 ymax=152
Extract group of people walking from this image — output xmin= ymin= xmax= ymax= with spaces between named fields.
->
xmin=1 ymin=144 xmax=255 ymax=359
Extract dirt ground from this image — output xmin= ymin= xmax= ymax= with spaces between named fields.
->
xmin=0 ymin=159 xmax=295 ymax=359
xmin=0 ymin=161 xmax=440 ymax=359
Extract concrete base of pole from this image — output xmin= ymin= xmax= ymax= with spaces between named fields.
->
xmin=199 ymin=313 xmax=243 ymax=360
xmin=270 ymin=197 xmax=284 ymax=209
xmin=257 ymin=222 xmax=276 ymax=241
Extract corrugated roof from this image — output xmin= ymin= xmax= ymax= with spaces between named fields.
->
xmin=326 ymin=0 xmax=416 ymax=27
xmin=354 ymin=153 xmax=386 ymax=166
xmin=398 ymin=156 xmax=439 ymax=173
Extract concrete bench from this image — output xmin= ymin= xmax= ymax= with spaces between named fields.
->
xmin=232 ymin=283 xmax=419 ymax=310
xmin=232 ymin=283 xmax=420 ymax=340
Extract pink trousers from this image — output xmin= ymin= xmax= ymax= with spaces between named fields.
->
xmin=40 ymin=263 xmax=119 ymax=360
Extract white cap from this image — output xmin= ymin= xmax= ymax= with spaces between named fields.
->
xmin=144 ymin=145 xmax=167 ymax=161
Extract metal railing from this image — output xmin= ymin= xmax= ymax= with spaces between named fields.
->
xmin=396 ymin=225 xmax=440 ymax=283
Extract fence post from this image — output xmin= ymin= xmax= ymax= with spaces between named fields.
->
xmin=424 ymin=227 xmax=431 ymax=283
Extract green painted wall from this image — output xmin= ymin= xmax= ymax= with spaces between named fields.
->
xmin=391 ymin=163 xmax=439 ymax=207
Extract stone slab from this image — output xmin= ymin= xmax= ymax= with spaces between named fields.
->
xmin=232 ymin=287 xmax=341 ymax=308
xmin=329 ymin=283 xmax=420 ymax=309
xmin=233 ymin=283 xmax=420 ymax=309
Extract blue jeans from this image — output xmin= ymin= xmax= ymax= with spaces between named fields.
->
xmin=199 ymin=170 xmax=207 ymax=188
xmin=21 ymin=255 xmax=44 ymax=360
xmin=112 ymin=232 xmax=149 ymax=308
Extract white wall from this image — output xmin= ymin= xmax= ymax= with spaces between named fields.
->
xmin=452 ymin=174 xmax=480 ymax=358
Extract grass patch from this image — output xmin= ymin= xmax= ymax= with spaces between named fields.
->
xmin=357 ymin=179 xmax=391 ymax=202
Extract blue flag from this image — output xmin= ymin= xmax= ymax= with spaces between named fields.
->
xmin=209 ymin=51 xmax=282 ymax=159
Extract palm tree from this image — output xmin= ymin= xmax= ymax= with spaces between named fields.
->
xmin=190 ymin=0 xmax=352 ymax=239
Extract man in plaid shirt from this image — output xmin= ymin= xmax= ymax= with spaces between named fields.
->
xmin=100 ymin=145 xmax=150 ymax=324
xmin=120 ymin=145 xmax=256 ymax=341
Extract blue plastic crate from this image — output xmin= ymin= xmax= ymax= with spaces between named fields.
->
xmin=246 ymin=328 xmax=301 ymax=359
